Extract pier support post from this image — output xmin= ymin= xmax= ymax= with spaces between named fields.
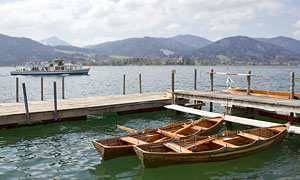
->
xmin=290 ymin=72 xmax=295 ymax=99
xmin=139 ymin=73 xmax=142 ymax=94
xmin=194 ymin=69 xmax=197 ymax=90
xmin=22 ymin=83 xmax=30 ymax=124
xmin=62 ymin=75 xmax=65 ymax=99
xmin=41 ymin=77 xmax=43 ymax=101
xmin=247 ymin=70 xmax=251 ymax=95
xmin=123 ymin=74 xmax=126 ymax=95
xmin=172 ymin=70 xmax=175 ymax=104
xmin=290 ymin=72 xmax=295 ymax=124
xmin=53 ymin=82 xmax=58 ymax=121
xmin=210 ymin=69 xmax=213 ymax=112
xmin=225 ymin=102 xmax=233 ymax=129
xmin=16 ymin=77 xmax=19 ymax=102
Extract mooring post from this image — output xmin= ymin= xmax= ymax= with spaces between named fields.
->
xmin=290 ymin=72 xmax=295 ymax=99
xmin=53 ymin=81 xmax=58 ymax=121
xmin=247 ymin=70 xmax=251 ymax=95
xmin=22 ymin=83 xmax=30 ymax=124
xmin=210 ymin=69 xmax=213 ymax=112
xmin=194 ymin=69 xmax=197 ymax=90
xmin=41 ymin=76 xmax=44 ymax=101
xmin=290 ymin=72 xmax=295 ymax=125
xmin=139 ymin=73 xmax=142 ymax=94
xmin=16 ymin=77 xmax=19 ymax=102
xmin=62 ymin=75 xmax=65 ymax=99
xmin=172 ymin=70 xmax=176 ymax=104
xmin=123 ymin=74 xmax=125 ymax=95
xmin=290 ymin=112 xmax=294 ymax=125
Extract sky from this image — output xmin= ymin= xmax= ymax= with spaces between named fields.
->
xmin=0 ymin=0 xmax=300 ymax=47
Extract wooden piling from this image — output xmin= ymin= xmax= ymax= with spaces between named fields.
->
xmin=172 ymin=70 xmax=175 ymax=104
xmin=22 ymin=83 xmax=30 ymax=124
xmin=62 ymin=75 xmax=65 ymax=99
xmin=290 ymin=72 xmax=294 ymax=99
xmin=53 ymin=81 xmax=58 ymax=121
xmin=16 ymin=77 xmax=19 ymax=102
xmin=139 ymin=73 xmax=142 ymax=94
xmin=210 ymin=69 xmax=213 ymax=112
xmin=123 ymin=74 xmax=125 ymax=95
xmin=194 ymin=69 xmax=197 ymax=90
xmin=290 ymin=112 xmax=294 ymax=125
xmin=41 ymin=77 xmax=44 ymax=101
xmin=247 ymin=70 xmax=251 ymax=95
xmin=290 ymin=72 xmax=295 ymax=124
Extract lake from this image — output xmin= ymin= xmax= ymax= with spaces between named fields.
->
xmin=0 ymin=66 xmax=299 ymax=179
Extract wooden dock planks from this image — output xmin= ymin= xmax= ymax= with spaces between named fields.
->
xmin=172 ymin=90 xmax=300 ymax=114
xmin=0 ymin=92 xmax=170 ymax=127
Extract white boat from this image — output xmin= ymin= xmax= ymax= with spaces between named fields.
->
xmin=10 ymin=59 xmax=90 ymax=75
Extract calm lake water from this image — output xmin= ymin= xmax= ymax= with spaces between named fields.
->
xmin=0 ymin=66 xmax=300 ymax=179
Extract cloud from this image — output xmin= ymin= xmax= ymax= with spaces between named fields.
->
xmin=256 ymin=23 xmax=264 ymax=28
xmin=0 ymin=0 xmax=290 ymax=46
xmin=165 ymin=23 xmax=181 ymax=31
xmin=209 ymin=24 xmax=239 ymax=31
xmin=293 ymin=20 xmax=300 ymax=28
xmin=293 ymin=30 xmax=300 ymax=37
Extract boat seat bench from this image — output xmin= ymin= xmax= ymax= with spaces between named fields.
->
xmin=237 ymin=132 xmax=268 ymax=141
xmin=182 ymin=124 xmax=208 ymax=131
xmin=164 ymin=143 xmax=192 ymax=153
xmin=120 ymin=136 xmax=148 ymax=145
xmin=212 ymin=140 xmax=239 ymax=148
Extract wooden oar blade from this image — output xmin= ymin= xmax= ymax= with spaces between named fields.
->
xmin=117 ymin=125 xmax=137 ymax=134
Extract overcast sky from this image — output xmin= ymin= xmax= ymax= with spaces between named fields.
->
xmin=1 ymin=0 xmax=300 ymax=47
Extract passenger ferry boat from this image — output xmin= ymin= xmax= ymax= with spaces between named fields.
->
xmin=10 ymin=59 xmax=90 ymax=75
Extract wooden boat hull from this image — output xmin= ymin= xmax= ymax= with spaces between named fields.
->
xmin=92 ymin=140 xmax=134 ymax=161
xmin=222 ymin=88 xmax=300 ymax=99
xmin=92 ymin=116 xmax=224 ymax=161
xmin=10 ymin=68 xmax=90 ymax=75
xmin=133 ymin=125 xmax=288 ymax=168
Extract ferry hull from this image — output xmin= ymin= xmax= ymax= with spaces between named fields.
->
xmin=10 ymin=68 xmax=90 ymax=76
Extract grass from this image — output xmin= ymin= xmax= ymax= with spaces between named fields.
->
xmin=109 ymin=55 xmax=132 ymax=59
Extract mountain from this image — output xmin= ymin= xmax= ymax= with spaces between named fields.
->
xmin=0 ymin=34 xmax=99 ymax=65
xmin=191 ymin=36 xmax=300 ymax=62
xmin=89 ymin=36 xmax=194 ymax=58
xmin=0 ymin=34 xmax=67 ymax=65
xmin=40 ymin=36 xmax=71 ymax=46
xmin=171 ymin=34 xmax=212 ymax=49
xmin=255 ymin=36 xmax=300 ymax=55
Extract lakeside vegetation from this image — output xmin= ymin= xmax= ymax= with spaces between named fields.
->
xmin=86 ymin=57 xmax=300 ymax=66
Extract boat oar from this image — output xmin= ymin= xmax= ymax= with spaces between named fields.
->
xmin=117 ymin=125 xmax=138 ymax=134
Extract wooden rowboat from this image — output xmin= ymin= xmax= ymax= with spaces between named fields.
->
xmin=92 ymin=116 xmax=223 ymax=160
xmin=133 ymin=123 xmax=290 ymax=168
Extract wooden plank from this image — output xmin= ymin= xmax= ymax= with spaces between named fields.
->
xmin=157 ymin=129 xmax=185 ymax=140
xmin=182 ymin=124 xmax=208 ymax=131
xmin=165 ymin=105 xmax=300 ymax=135
xmin=237 ymin=132 xmax=268 ymax=141
xmin=0 ymin=92 xmax=171 ymax=127
xmin=164 ymin=143 xmax=192 ymax=153
xmin=184 ymin=137 xmax=215 ymax=149
xmin=120 ymin=136 xmax=147 ymax=145
xmin=117 ymin=125 xmax=137 ymax=134
xmin=212 ymin=140 xmax=239 ymax=148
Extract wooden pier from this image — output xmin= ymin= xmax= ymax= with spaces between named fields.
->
xmin=172 ymin=90 xmax=300 ymax=113
xmin=0 ymin=92 xmax=171 ymax=128
xmin=165 ymin=105 xmax=300 ymax=135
